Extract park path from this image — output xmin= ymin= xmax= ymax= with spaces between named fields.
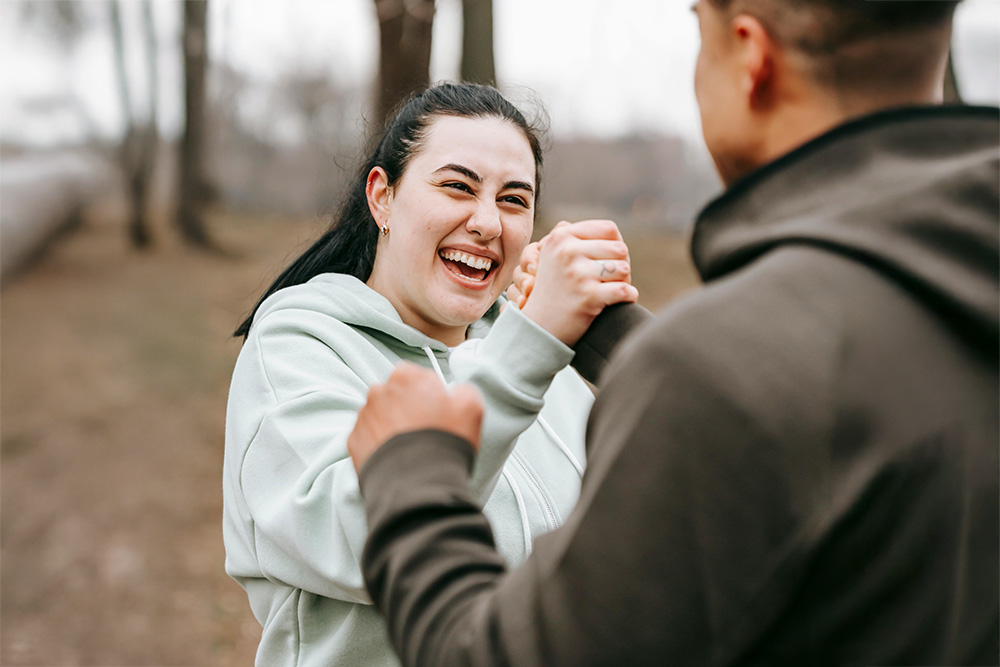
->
xmin=1 ymin=209 xmax=319 ymax=666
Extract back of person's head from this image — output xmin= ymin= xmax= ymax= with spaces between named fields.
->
xmin=234 ymin=82 xmax=545 ymax=339
xmin=706 ymin=0 xmax=961 ymax=100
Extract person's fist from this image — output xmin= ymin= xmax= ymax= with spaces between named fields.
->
xmin=347 ymin=363 xmax=484 ymax=474
xmin=519 ymin=220 xmax=638 ymax=346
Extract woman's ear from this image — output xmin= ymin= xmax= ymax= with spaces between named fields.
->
xmin=366 ymin=167 xmax=392 ymax=225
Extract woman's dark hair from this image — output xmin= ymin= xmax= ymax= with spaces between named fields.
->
xmin=234 ymin=82 xmax=546 ymax=339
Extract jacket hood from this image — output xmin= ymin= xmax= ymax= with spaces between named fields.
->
xmin=693 ymin=105 xmax=1000 ymax=347
xmin=252 ymin=273 xmax=503 ymax=352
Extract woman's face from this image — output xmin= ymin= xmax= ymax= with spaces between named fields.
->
xmin=366 ymin=115 xmax=536 ymax=346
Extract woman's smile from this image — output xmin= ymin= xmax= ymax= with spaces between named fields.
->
xmin=438 ymin=247 xmax=499 ymax=287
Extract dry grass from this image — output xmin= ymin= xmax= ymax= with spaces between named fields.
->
xmin=0 ymin=208 xmax=699 ymax=665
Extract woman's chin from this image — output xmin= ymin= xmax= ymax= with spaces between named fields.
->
xmin=434 ymin=292 xmax=499 ymax=328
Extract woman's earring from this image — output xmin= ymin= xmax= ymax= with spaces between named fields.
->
xmin=379 ymin=224 xmax=389 ymax=237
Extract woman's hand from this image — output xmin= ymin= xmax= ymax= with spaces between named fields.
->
xmin=517 ymin=220 xmax=638 ymax=347
xmin=508 ymin=241 xmax=540 ymax=309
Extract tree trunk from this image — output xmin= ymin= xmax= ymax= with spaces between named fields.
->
xmin=138 ymin=0 xmax=159 ymax=241
xmin=943 ymin=48 xmax=961 ymax=104
xmin=176 ymin=0 xmax=213 ymax=248
xmin=374 ymin=0 xmax=435 ymax=127
xmin=460 ymin=0 xmax=495 ymax=86
xmin=110 ymin=0 xmax=153 ymax=248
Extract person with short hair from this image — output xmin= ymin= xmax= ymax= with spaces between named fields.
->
xmin=347 ymin=1 xmax=1000 ymax=665
xmin=223 ymin=82 xmax=637 ymax=666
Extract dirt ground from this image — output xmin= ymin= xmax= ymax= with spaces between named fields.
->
xmin=0 ymin=207 xmax=699 ymax=666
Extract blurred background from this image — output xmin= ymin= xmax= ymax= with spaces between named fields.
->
xmin=1 ymin=1 xmax=997 ymax=664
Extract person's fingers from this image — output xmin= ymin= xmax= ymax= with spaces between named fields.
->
xmin=385 ymin=362 xmax=445 ymax=398
xmin=536 ymin=222 xmax=571 ymax=251
xmin=521 ymin=275 xmax=534 ymax=299
xmin=449 ymin=384 xmax=484 ymax=450
xmin=519 ymin=242 xmax=541 ymax=275
xmin=509 ymin=266 xmax=535 ymax=309
xmin=592 ymin=281 xmax=640 ymax=306
xmin=551 ymin=220 xmax=572 ymax=232
xmin=507 ymin=280 xmax=524 ymax=306
xmin=549 ymin=237 xmax=629 ymax=263
xmin=388 ymin=360 xmax=429 ymax=384
xmin=511 ymin=264 xmax=528 ymax=290
xmin=564 ymin=219 xmax=625 ymax=242
xmin=591 ymin=259 xmax=632 ymax=283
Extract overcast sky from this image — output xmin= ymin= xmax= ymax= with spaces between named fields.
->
xmin=1 ymin=0 xmax=998 ymax=146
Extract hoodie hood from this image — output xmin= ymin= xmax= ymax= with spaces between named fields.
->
xmin=693 ymin=105 xmax=999 ymax=348
xmin=252 ymin=272 xmax=502 ymax=353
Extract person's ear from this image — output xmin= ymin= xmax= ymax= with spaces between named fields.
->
xmin=731 ymin=14 xmax=776 ymax=109
xmin=366 ymin=167 xmax=392 ymax=226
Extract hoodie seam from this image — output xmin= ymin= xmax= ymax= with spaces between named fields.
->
xmin=511 ymin=451 xmax=560 ymax=529
xmin=253 ymin=328 xmax=281 ymax=405
xmin=235 ymin=337 xmax=284 ymax=566
xmin=293 ymin=588 xmax=302 ymax=667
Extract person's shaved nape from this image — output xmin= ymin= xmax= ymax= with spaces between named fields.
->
xmin=705 ymin=0 xmax=961 ymax=104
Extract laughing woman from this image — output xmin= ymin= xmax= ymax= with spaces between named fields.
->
xmin=223 ymin=83 xmax=637 ymax=667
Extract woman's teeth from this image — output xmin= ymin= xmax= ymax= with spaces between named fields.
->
xmin=440 ymin=249 xmax=493 ymax=272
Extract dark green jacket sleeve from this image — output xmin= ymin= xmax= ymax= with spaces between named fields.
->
xmin=358 ymin=320 xmax=813 ymax=667
xmin=570 ymin=302 xmax=652 ymax=384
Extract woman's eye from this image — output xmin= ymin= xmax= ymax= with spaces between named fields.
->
xmin=500 ymin=195 xmax=529 ymax=208
xmin=444 ymin=182 xmax=472 ymax=193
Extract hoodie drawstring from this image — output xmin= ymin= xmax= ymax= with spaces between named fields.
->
xmin=422 ymin=346 xmax=448 ymax=384
xmin=537 ymin=416 xmax=584 ymax=477
xmin=501 ymin=468 xmax=533 ymax=557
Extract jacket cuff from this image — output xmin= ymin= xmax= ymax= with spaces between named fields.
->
xmin=477 ymin=304 xmax=575 ymax=395
xmin=359 ymin=429 xmax=477 ymax=518
xmin=572 ymin=303 xmax=653 ymax=385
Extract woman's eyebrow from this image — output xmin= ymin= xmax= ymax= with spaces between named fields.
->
xmin=504 ymin=180 xmax=534 ymax=195
xmin=434 ymin=163 xmax=482 ymax=183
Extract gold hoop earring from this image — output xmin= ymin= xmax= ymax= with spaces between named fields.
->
xmin=379 ymin=224 xmax=389 ymax=237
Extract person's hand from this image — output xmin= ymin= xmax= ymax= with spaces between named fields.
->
xmin=347 ymin=363 xmax=484 ymax=474
xmin=508 ymin=241 xmax=541 ymax=309
xmin=519 ymin=220 xmax=639 ymax=346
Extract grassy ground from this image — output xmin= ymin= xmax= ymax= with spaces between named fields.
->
xmin=0 ymin=208 xmax=699 ymax=665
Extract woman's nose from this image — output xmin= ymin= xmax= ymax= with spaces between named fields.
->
xmin=466 ymin=203 xmax=502 ymax=239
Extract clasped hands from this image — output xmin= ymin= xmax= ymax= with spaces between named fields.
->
xmin=348 ymin=220 xmax=637 ymax=473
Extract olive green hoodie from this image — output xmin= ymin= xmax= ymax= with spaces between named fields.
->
xmin=223 ymin=273 xmax=592 ymax=666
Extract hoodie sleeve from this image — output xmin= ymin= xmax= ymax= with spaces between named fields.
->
xmin=232 ymin=316 xmax=384 ymax=605
xmin=448 ymin=305 xmax=577 ymax=500
xmin=230 ymin=303 xmax=573 ymax=603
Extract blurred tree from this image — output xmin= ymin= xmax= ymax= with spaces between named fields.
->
xmin=944 ymin=48 xmax=962 ymax=104
xmin=374 ymin=0 xmax=435 ymax=126
xmin=15 ymin=0 xmax=85 ymax=48
xmin=460 ymin=0 xmax=495 ymax=86
xmin=110 ymin=0 xmax=158 ymax=248
xmin=177 ymin=0 xmax=215 ymax=248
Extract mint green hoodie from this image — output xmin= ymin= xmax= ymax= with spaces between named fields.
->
xmin=223 ymin=273 xmax=592 ymax=666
